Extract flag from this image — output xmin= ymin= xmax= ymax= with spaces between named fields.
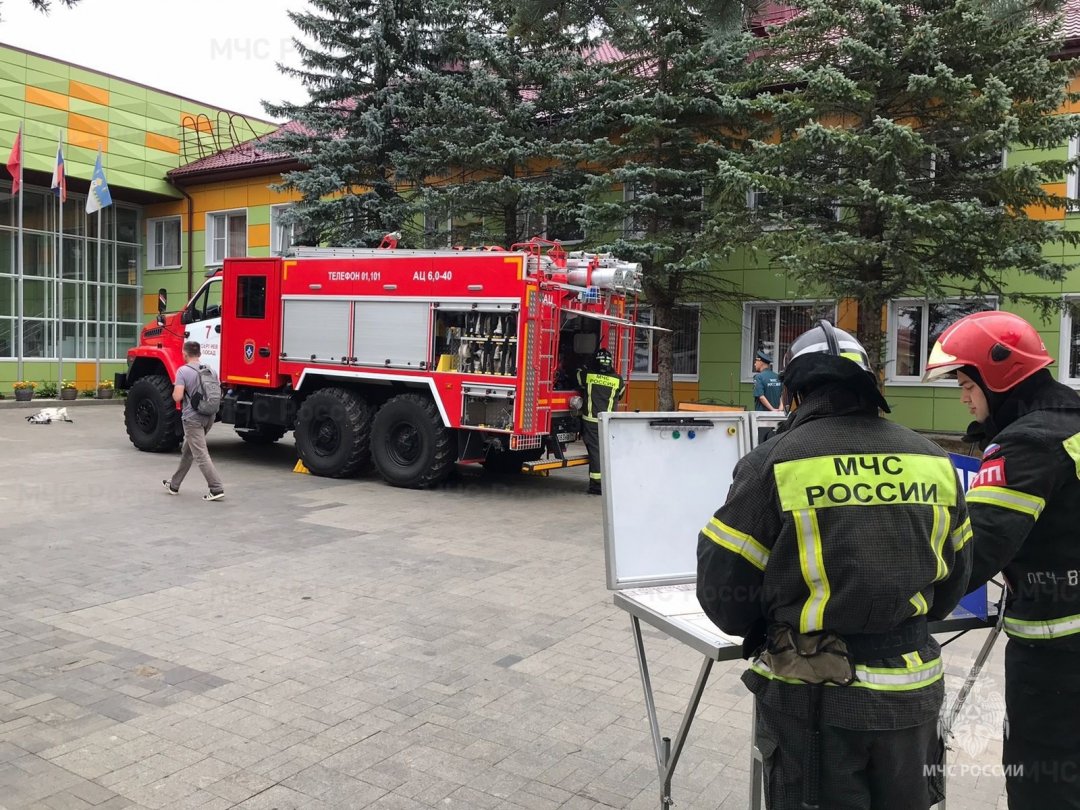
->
xmin=5 ymin=124 xmax=21 ymax=196
xmin=85 ymin=149 xmax=112 ymax=214
xmin=50 ymin=134 xmax=66 ymax=204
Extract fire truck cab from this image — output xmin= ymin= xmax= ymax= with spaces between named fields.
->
xmin=119 ymin=239 xmax=643 ymax=488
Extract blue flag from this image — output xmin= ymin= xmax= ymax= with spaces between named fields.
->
xmin=85 ymin=149 xmax=112 ymax=214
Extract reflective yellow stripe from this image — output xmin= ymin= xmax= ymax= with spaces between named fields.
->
xmin=701 ymin=517 xmax=770 ymax=572
xmin=773 ymin=453 xmax=957 ymax=511
xmin=930 ymin=505 xmax=950 ymax=582
xmin=794 ymin=508 xmax=830 ymax=632
xmin=950 ymin=517 xmax=973 ymax=552
xmin=966 ymin=486 xmax=1045 ymax=519
xmin=909 ymin=592 xmax=929 ymax=616
xmin=1004 ymin=612 xmax=1080 ymax=640
xmin=750 ymin=656 xmax=943 ymax=692
xmin=1064 ymin=432 xmax=1080 ymax=479
xmin=584 ymin=373 xmax=621 ymax=420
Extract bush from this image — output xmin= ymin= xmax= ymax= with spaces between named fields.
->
xmin=37 ymin=381 xmax=58 ymax=398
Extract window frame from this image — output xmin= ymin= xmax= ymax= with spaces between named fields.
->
xmin=147 ymin=215 xmax=181 ymax=270
xmin=270 ymin=204 xmax=295 ymax=256
xmin=1069 ymin=136 xmax=1079 ymax=206
xmin=741 ymin=300 xmax=838 ymax=382
xmin=629 ymin=304 xmax=701 ymax=382
xmin=885 ymin=297 xmax=998 ymax=385
xmin=1059 ymin=295 xmax=1080 ymax=387
xmin=205 ymin=209 xmax=248 ymax=266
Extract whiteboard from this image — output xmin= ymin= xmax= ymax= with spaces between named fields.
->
xmin=750 ymin=411 xmax=787 ymax=448
xmin=601 ymin=411 xmax=750 ymax=589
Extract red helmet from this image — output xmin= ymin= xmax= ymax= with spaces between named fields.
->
xmin=922 ymin=311 xmax=1052 ymax=392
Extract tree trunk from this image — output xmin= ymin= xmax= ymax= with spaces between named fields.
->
xmin=654 ymin=302 xmax=676 ymax=411
xmin=856 ymin=295 xmax=887 ymax=393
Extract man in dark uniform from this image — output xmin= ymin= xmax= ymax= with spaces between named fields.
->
xmin=924 ymin=310 xmax=1080 ymax=809
xmin=577 ymin=348 xmax=625 ymax=495
xmin=698 ymin=320 xmax=972 ymax=810
xmin=753 ymin=350 xmax=784 ymax=411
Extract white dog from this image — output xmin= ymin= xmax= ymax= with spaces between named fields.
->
xmin=26 ymin=407 xmax=73 ymax=424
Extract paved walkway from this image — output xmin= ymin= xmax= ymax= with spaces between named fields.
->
xmin=0 ymin=408 xmax=1008 ymax=809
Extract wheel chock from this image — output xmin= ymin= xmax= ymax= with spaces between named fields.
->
xmin=293 ymin=459 xmax=310 ymax=474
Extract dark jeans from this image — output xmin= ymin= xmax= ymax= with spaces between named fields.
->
xmin=1004 ymin=642 xmax=1080 ymax=809
xmin=755 ymin=699 xmax=942 ymax=810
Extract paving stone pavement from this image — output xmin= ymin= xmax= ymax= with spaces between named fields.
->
xmin=0 ymin=407 xmax=1009 ymax=809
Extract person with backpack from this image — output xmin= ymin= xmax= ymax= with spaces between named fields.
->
xmin=163 ymin=340 xmax=224 ymax=501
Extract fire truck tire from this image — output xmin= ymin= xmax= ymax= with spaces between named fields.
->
xmin=236 ymin=425 xmax=289 ymax=445
xmin=482 ymin=447 xmax=545 ymax=474
xmin=371 ymin=394 xmax=454 ymax=488
xmin=125 ymin=375 xmax=182 ymax=453
xmin=294 ymin=388 xmax=372 ymax=478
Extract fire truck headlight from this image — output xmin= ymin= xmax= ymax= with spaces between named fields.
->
xmin=569 ymin=395 xmax=584 ymax=411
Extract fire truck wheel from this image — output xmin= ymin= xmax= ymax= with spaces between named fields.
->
xmin=124 ymin=375 xmax=182 ymax=452
xmin=371 ymin=393 xmax=454 ymax=488
xmin=294 ymin=388 xmax=372 ymax=478
xmin=236 ymin=424 xmax=289 ymax=445
xmin=482 ymin=447 xmax=545 ymax=475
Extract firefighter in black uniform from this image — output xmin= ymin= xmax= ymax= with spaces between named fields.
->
xmin=924 ymin=310 xmax=1080 ymax=809
xmin=577 ymin=348 xmax=625 ymax=495
xmin=698 ymin=320 xmax=972 ymax=810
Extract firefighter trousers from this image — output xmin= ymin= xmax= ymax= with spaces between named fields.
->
xmin=754 ymin=699 xmax=943 ymax=810
xmin=1003 ymin=642 xmax=1080 ymax=809
xmin=581 ymin=419 xmax=602 ymax=485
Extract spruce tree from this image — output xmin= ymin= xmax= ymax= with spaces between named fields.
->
xmin=726 ymin=0 xmax=1080 ymax=371
xmin=570 ymin=8 xmax=760 ymax=408
xmin=393 ymin=0 xmax=594 ymax=249
xmin=264 ymin=0 xmax=442 ymax=246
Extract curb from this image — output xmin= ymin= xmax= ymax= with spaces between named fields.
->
xmin=0 ymin=398 xmax=125 ymax=410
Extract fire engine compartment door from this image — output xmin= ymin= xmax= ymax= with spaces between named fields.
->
xmin=353 ymin=301 xmax=430 ymax=369
xmin=222 ymin=261 xmax=281 ymax=386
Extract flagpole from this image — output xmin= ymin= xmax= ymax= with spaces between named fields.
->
xmin=15 ymin=125 xmax=23 ymax=383
xmin=56 ymin=190 xmax=63 ymax=392
xmin=95 ymin=209 xmax=101 ymax=385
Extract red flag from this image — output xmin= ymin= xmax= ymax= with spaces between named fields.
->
xmin=5 ymin=124 xmax=21 ymax=196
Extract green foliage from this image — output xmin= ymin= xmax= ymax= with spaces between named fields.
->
xmin=264 ymin=0 xmax=448 ymax=246
xmin=37 ymin=381 xmax=57 ymax=398
xmin=724 ymin=0 xmax=1080 ymax=362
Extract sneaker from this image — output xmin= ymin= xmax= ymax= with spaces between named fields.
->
xmin=162 ymin=480 xmax=179 ymax=495
xmin=203 ymin=491 xmax=225 ymax=502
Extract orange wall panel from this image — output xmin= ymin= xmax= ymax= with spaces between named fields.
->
xmin=75 ymin=362 xmax=97 ymax=388
xmin=68 ymin=112 xmax=109 ymax=139
xmin=68 ymin=81 xmax=109 ymax=106
xmin=248 ymin=223 xmax=271 ymax=249
xmin=25 ymin=85 xmax=68 ymax=111
xmin=624 ymin=380 xmax=700 ymax=412
xmin=1025 ymin=182 xmax=1067 ymax=221
xmin=145 ymin=132 xmax=180 ymax=154
xmin=837 ymin=298 xmax=858 ymax=332
xmin=181 ymin=114 xmax=213 ymax=133
xmin=68 ymin=129 xmax=107 ymax=152
xmin=223 ymin=186 xmax=249 ymax=210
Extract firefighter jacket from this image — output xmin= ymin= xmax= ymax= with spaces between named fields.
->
xmin=964 ymin=375 xmax=1080 ymax=652
xmin=697 ymin=386 xmax=973 ymax=729
xmin=576 ymin=368 xmax=625 ymax=422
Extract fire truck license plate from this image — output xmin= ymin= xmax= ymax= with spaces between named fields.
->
xmin=557 ymin=431 xmax=578 ymax=443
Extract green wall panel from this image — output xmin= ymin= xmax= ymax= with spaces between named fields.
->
xmin=68 ymin=97 xmax=109 ymax=118
xmin=108 ymin=79 xmax=145 ymax=99
xmin=110 ymin=94 xmax=146 ymax=117
xmin=247 ymin=206 xmax=270 ymax=227
xmin=0 ymin=78 xmax=23 ymax=102
xmin=107 ymin=108 xmax=145 ymax=130
xmin=25 ymin=57 xmax=67 ymax=79
xmin=67 ymin=67 xmax=109 ymax=90
xmin=0 ymin=62 xmax=25 ymax=83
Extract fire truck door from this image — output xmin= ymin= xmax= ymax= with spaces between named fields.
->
xmin=222 ymin=262 xmax=280 ymax=386
xmin=183 ymin=278 xmax=223 ymax=376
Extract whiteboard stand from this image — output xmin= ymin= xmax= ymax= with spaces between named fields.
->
xmin=600 ymin=412 xmax=997 ymax=810
xmin=749 ymin=411 xmax=787 ymax=448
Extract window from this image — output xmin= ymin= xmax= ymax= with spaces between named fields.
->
xmin=888 ymin=298 xmax=996 ymax=382
xmin=148 ymin=216 xmax=181 ymax=269
xmin=270 ymin=205 xmax=295 ymax=256
xmin=1060 ymin=298 xmax=1080 ymax=386
xmin=631 ymin=305 xmax=700 ymax=378
xmin=544 ymin=209 xmax=584 ymax=244
xmin=1070 ymin=137 xmax=1079 ymax=204
xmin=747 ymin=188 xmax=840 ymax=224
xmin=206 ymin=210 xmax=247 ymax=265
xmin=237 ymin=276 xmax=266 ymax=319
xmin=743 ymin=301 xmax=837 ymax=379
xmin=186 ymin=279 xmax=223 ymax=323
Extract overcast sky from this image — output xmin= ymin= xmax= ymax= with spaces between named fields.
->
xmin=0 ymin=0 xmax=313 ymax=121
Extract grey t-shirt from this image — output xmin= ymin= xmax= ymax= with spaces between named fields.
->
xmin=175 ymin=362 xmax=202 ymax=421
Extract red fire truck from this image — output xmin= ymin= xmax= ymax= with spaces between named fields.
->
xmin=118 ymin=238 xmax=645 ymax=488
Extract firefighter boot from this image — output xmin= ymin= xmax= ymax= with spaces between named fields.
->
xmin=587 ymin=480 xmax=602 ymax=496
